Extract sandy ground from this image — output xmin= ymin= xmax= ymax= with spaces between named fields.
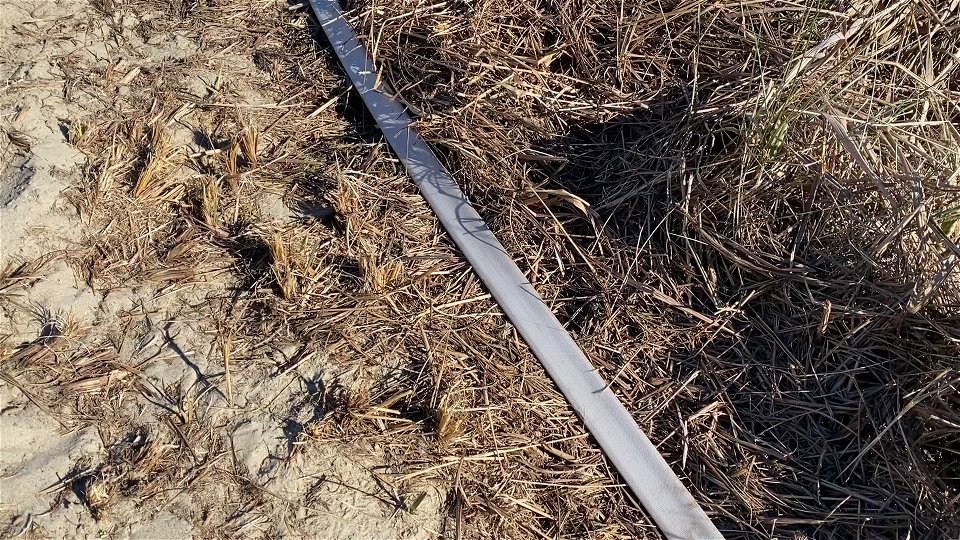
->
xmin=0 ymin=0 xmax=441 ymax=537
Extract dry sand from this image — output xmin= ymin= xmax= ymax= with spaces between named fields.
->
xmin=0 ymin=0 xmax=441 ymax=537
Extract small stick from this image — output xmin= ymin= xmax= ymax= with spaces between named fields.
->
xmin=221 ymin=335 xmax=234 ymax=405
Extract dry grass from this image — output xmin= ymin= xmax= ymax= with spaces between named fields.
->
xmin=5 ymin=0 xmax=958 ymax=538
xmin=341 ymin=0 xmax=960 ymax=537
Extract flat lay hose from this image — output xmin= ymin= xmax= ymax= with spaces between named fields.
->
xmin=306 ymin=1 xmax=724 ymax=537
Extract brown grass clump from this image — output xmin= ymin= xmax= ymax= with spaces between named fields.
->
xmin=0 ymin=257 xmax=49 ymax=302
xmin=132 ymin=125 xmax=184 ymax=201
xmin=342 ymin=0 xmax=960 ymax=537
